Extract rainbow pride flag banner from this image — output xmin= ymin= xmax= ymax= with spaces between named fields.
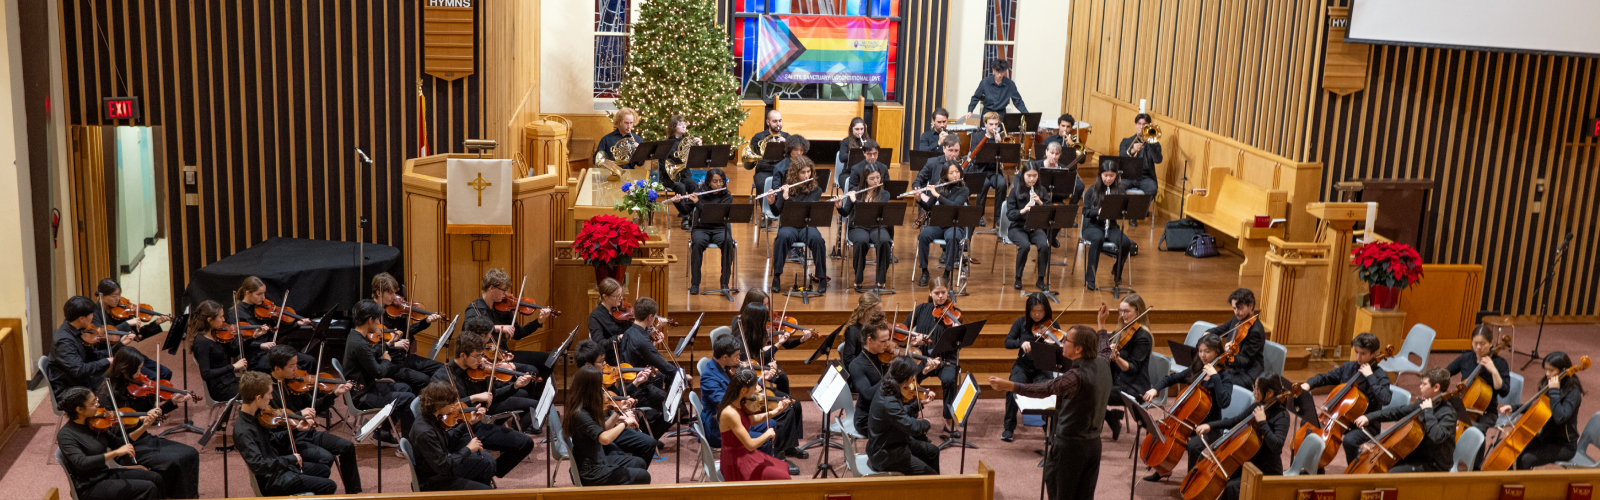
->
xmin=755 ymin=15 xmax=895 ymax=85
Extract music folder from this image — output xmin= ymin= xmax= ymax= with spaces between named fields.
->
xmin=1024 ymin=204 xmax=1080 ymax=232
xmin=1098 ymin=193 xmax=1152 ymax=222
xmin=926 ymin=205 xmax=985 ymax=230
xmin=697 ymin=203 xmax=755 ymax=225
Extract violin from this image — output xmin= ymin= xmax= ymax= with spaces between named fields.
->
xmin=126 ymin=373 xmax=192 ymax=401
xmin=876 ymin=345 xmax=932 ymax=365
xmin=437 ymin=402 xmax=483 ymax=428
xmin=1481 ymin=356 xmax=1593 ymax=471
xmin=385 ymin=296 xmax=438 ymax=321
xmin=769 ymin=312 xmax=806 ymax=338
xmin=251 ymin=298 xmax=307 ymax=323
xmin=1033 ymin=323 xmax=1066 ymax=345
xmin=1346 ymin=382 xmax=1470 ymax=474
xmin=87 ymin=407 xmax=148 ymax=432
xmin=1456 ymin=335 xmax=1513 ymax=433
xmin=931 ymin=302 xmax=962 ymax=327
xmin=611 ymin=302 xmax=634 ymax=322
xmin=494 ymin=295 xmax=561 ymax=317
xmin=1290 ymin=344 xmax=1396 ymax=470
xmin=108 ymin=296 xmax=166 ymax=323
xmin=1140 ymin=339 xmax=1239 ymax=476
xmin=283 ymin=370 xmax=349 ymax=395
xmin=1179 ymin=386 xmax=1301 ymax=500
xmin=256 ymin=407 xmax=310 ymax=429
xmin=79 ymin=326 xmax=124 ymax=346
xmin=467 ymin=357 xmax=541 ymax=383
xmin=212 ymin=323 xmax=267 ymax=342
xmin=601 ymin=363 xmax=655 ymax=386
xmin=361 ymin=327 xmax=400 ymax=344
xmin=891 ymin=323 xmax=920 ymax=344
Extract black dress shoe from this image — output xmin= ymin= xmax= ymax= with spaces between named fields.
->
xmin=1085 ymin=282 xmax=1097 ymax=291
xmin=787 ymin=447 xmax=810 ymax=459
xmin=1050 ymin=237 xmax=1061 ymax=248
xmin=816 ymin=281 xmax=828 ymax=293
xmin=682 ymin=219 xmax=692 ymax=231
xmin=1037 ymin=277 xmax=1050 ymax=291
xmin=1014 ymin=277 xmax=1023 ymax=290
xmin=771 ymin=283 xmax=783 ymax=294
xmin=689 ymin=286 xmax=700 ymax=295
xmin=787 ymin=459 xmax=801 ymax=476
xmin=1142 ymin=472 xmax=1165 ymax=482
xmin=918 ymin=273 xmax=930 ymax=287
xmin=1001 ymin=430 xmax=1014 ymax=442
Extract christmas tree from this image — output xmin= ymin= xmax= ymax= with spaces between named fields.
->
xmin=615 ymin=0 xmax=747 ymax=144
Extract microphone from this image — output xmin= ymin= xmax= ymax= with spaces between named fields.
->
xmin=355 ymin=148 xmax=372 ymax=164
xmin=1557 ymin=232 xmax=1574 ymax=255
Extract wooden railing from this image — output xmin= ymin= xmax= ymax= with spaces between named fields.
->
xmin=1240 ymin=462 xmax=1600 ymax=500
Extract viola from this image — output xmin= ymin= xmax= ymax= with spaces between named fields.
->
xmin=437 ymin=402 xmax=483 ymax=428
xmin=251 ymin=298 xmax=307 ymax=323
xmin=87 ymin=407 xmax=147 ymax=432
xmin=1179 ymin=386 xmax=1301 ymax=500
xmin=1456 ymin=335 xmax=1513 ymax=433
xmin=1140 ymin=340 xmax=1240 ymax=476
xmin=1118 ymin=322 xmax=1144 ymax=350
xmin=385 ymin=296 xmax=437 ymax=321
xmin=79 ymin=326 xmax=124 ymax=346
xmin=108 ymin=296 xmax=166 ymax=323
xmin=127 ymin=373 xmax=192 ymax=401
xmin=284 ymin=370 xmax=349 ymax=395
xmin=1347 ymin=382 xmax=1469 ymax=474
xmin=467 ymin=358 xmax=540 ymax=384
xmin=212 ymin=323 xmax=266 ymax=342
xmin=891 ymin=323 xmax=920 ymax=344
xmin=1481 ymin=356 xmax=1592 ymax=471
xmin=493 ymin=295 xmax=561 ymax=317
xmin=931 ymin=302 xmax=962 ymax=327
xmin=601 ymin=363 xmax=655 ymax=386
xmin=1290 ymin=344 xmax=1397 ymax=470
xmin=257 ymin=407 xmax=310 ymax=429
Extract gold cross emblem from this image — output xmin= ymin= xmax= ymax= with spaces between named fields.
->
xmin=468 ymin=173 xmax=493 ymax=206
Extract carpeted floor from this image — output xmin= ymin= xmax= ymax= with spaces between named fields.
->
xmin=3 ymin=324 xmax=1596 ymax=499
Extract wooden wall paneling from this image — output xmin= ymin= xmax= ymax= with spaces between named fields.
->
xmin=66 ymin=126 xmax=112 ymax=296
xmin=0 ymin=323 xmax=31 ymax=449
xmin=1396 ymin=264 xmax=1484 ymax=350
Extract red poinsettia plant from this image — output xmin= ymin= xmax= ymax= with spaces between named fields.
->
xmin=573 ymin=214 xmax=649 ymax=267
xmin=1350 ymin=241 xmax=1424 ymax=289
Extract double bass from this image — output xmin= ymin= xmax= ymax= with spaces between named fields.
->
xmin=1139 ymin=340 xmax=1239 ymax=476
xmin=1289 ymin=344 xmax=1396 ymax=470
xmin=1455 ymin=335 xmax=1512 ymax=435
xmin=1345 ymin=382 xmax=1468 ymax=474
xmin=1179 ymin=386 xmax=1300 ymax=500
xmin=1480 ymin=356 xmax=1592 ymax=471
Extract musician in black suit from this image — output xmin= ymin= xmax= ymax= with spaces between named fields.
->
xmin=846 ymin=139 xmax=891 ymax=191
xmin=1081 ymin=165 xmax=1134 ymax=290
xmin=915 ymin=108 xmax=951 ymax=152
xmin=1006 ymin=168 xmax=1053 ymax=291
xmin=1116 ymin=113 xmax=1163 ymax=195
xmin=914 ymin=135 xmax=962 ymax=190
xmin=746 ymin=109 xmax=791 ymax=192
xmin=54 ymin=387 xmax=167 ymax=500
xmin=868 ymin=356 xmax=941 ymax=476
xmin=233 ymin=371 xmax=338 ymax=496
xmin=50 ymin=296 xmax=115 ymax=398
xmin=915 ymin=161 xmax=972 ymax=287
xmin=685 ymin=168 xmax=736 ymax=295
xmin=836 ymin=168 xmax=894 ymax=290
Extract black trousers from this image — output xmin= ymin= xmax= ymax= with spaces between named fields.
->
xmin=848 ymin=227 xmax=893 ymax=285
xmin=1008 ymin=227 xmax=1052 ymax=278
xmin=397 ymin=350 xmax=446 ymax=380
xmin=1185 ymin=428 xmax=1227 ymax=473
xmin=1130 ymin=177 xmax=1158 ymax=196
xmin=422 ymin=450 xmax=495 ymax=491
xmin=875 ymin=440 xmax=942 ymax=476
xmin=130 ymin=434 xmax=200 ymax=499
xmin=78 ymin=468 xmax=165 ymax=500
xmin=1517 ymin=440 xmax=1577 ymax=470
xmin=295 ymin=430 xmax=361 ymax=493
xmin=1003 ymin=361 xmax=1052 ymax=432
xmin=586 ymin=453 xmax=652 ymax=485
xmin=1047 ymin=437 xmax=1101 ymax=500
xmin=490 ymin=392 xmax=541 ymax=432
xmin=919 ymin=358 xmax=961 ymax=421
xmin=455 ymin=421 xmax=535 ymax=477
xmin=1340 ymin=423 xmax=1383 ymax=465
xmin=966 ymin=167 xmax=1007 ymax=221
xmin=610 ymin=427 xmax=662 ymax=460
xmin=918 ymin=226 xmax=966 ymax=273
xmin=773 ymin=227 xmax=827 ymax=284
xmin=355 ymin=381 xmax=416 ymax=437
xmin=1081 ymin=224 xmax=1132 ymax=284
xmin=690 ymin=228 xmax=736 ymax=288
xmin=263 ymin=462 xmax=338 ymax=496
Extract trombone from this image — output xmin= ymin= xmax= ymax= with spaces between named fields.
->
xmin=1127 ymin=124 xmax=1161 ymax=157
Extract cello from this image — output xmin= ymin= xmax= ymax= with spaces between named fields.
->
xmin=1455 ymin=335 xmax=1512 ymax=435
xmin=1180 ymin=386 xmax=1301 ymax=500
xmin=1480 ymin=355 xmax=1591 ymax=471
xmin=1345 ymin=382 xmax=1468 ymax=474
xmin=1139 ymin=339 xmax=1239 ymax=476
xmin=1289 ymin=344 xmax=1396 ymax=470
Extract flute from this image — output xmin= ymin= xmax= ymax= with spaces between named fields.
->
xmin=664 ymin=187 xmax=728 ymax=203
xmin=755 ymin=177 xmax=815 ymax=199
xmin=898 ymin=179 xmax=962 ymax=199
xmin=827 ymin=184 xmax=881 ymax=202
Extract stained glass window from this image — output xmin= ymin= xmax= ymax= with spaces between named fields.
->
xmin=594 ymin=0 xmax=632 ymax=98
xmin=983 ymin=0 xmax=1018 ymax=79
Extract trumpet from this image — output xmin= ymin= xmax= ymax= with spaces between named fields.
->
xmin=898 ymin=178 xmax=962 ymax=199
xmin=1127 ymin=124 xmax=1161 ymax=157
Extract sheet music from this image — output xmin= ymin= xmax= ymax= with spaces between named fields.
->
xmin=952 ymin=373 xmax=981 ymax=426
xmin=1015 ymin=395 xmax=1057 ymax=412
xmin=355 ymin=402 xmax=395 ymax=443
xmin=534 ymin=375 xmax=557 ymax=429
xmin=809 ymin=365 xmax=848 ymax=414
xmin=664 ymin=371 xmax=688 ymax=422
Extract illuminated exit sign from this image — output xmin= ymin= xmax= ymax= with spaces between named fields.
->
xmin=102 ymin=97 xmax=139 ymax=120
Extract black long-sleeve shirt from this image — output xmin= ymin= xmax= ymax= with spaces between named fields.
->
xmin=91 ymin=309 xmax=165 ymax=342
xmin=234 ymin=408 xmax=302 ymax=487
xmin=1304 ymin=360 xmax=1394 ymax=414
xmin=227 ymin=303 xmax=279 ymax=365
xmin=968 ymin=131 xmax=1001 ymax=174
xmin=848 ymin=353 xmax=888 ymax=432
xmin=839 ymin=323 xmax=865 ymax=368
xmin=192 ymin=336 xmax=241 ymax=401
xmin=50 ymin=321 xmax=110 ymax=395
xmin=967 ymin=76 xmax=1028 ymax=115
xmin=408 ymin=418 xmax=478 ymax=491
xmin=746 ymin=130 xmax=790 ymax=174
xmin=617 ymin=324 xmax=678 ymax=380
xmin=770 ymin=184 xmax=823 ymax=215
xmin=1530 ymin=382 xmax=1583 ymax=446
xmin=915 ymin=128 xmax=944 ymax=152
xmin=56 ymin=420 xmax=134 ymax=488
xmin=685 ymin=189 xmax=735 ymax=231
xmin=1116 ymin=136 xmax=1163 ymax=184
xmin=1105 ymin=326 xmax=1154 ymax=396
xmin=1004 ymin=316 xmax=1052 ymax=372
xmin=436 ymin=360 xmax=525 ymax=407
xmin=914 ymin=184 xmax=969 ymax=214
xmin=1082 ymin=180 xmax=1130 ymax=229
xmin=866 ymin=388 xmax=931 ymax=470
xmin=586 ymin=305 xmax=631 ymax=358
xmin=596 ymin=130 xmax=646 ymax=169
xmin=1364 ymin=399 xmax=1456 ymax=472
xmin=847 ymin=161 xmax=890 ymax=191
xmin=1206 ymin=316 xmax=1269 ymax=388
xmin=1202 ymin=403 xmax=1290 ymax=475
xmin=1445 ymin=352 xmax=1510 ymax=398
xmin=913 ymin=157 xmax=956 ymax=189
xmin=1155 ymin=368 xmax=1234 ymax=424
xmin=342 ymin=330 xmax=392 ymax=397
xmin=837 ymin=189 xmax=892 ymax=229
xmin=465 ymin=298 xmax=544 ymax=341
xmin=1005 ymin=182 xmax=1049 ymax=228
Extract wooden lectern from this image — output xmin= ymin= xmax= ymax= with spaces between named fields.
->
xmin=1260 ymin=202 xmax=1373 ymax=355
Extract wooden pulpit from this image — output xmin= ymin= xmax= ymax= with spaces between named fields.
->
xmin=1260 ymin=202 xmax=1373 ymax=355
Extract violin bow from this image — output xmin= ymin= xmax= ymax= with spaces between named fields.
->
xmin=97 ymin=296 xmax=113 ymax=360
xmin=509 ymin=275 xmax=529 ymax=341
xmin=102 ymin=379 xmax=137 ymax=463
xmin=310 ymin=343 xmax=324 ymax=410
xmin=403 ymin=279 xmax=415 ymax=354
xmin=269 ymin=290 xmax=290 ymax=344
xmin=276 ymin=382 xmax=302 ymax=467
xmin=232 ymin=296 xmax=245 ymax=366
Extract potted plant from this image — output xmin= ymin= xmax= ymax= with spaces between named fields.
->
xmin=614 ymin=180 xmax=669 ymax=234
xmin=573 ymin=214 xmax=649 ymax=284
xmin=1350 ymin=241 xmax=1424 ymax=310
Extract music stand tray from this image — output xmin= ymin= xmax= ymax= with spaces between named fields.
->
xmin=974 ymin=143 xmax=1023 ymax=165
xmin=1023 ymin=205 xmax=1080 ymax=300
xmin=1099 ymin=155 xmax=1146 ymax=183
xmin=761 ymin=140 xmax=787 ymax=162
xmin=908 ymin=150 xmax=940 ymax=172
xmin=629 ymin=141 xmax=667 ymax=166
xmin=776 ymin=202 xmax=835 ymax=303
xmin=695 ymin=204 xmax=754 ymax=300
xmin=1093 ymin=193 xmax=1151 ymax=299
xmin=685 ymin=145 xmax=732 ymax=171
xmin=924 ymin=205 xmax=985 ymax=295
xmin=847 ymin=202 xmax=908 ymax=295
xmin=847 ymin=148 xmax=895 ymax=167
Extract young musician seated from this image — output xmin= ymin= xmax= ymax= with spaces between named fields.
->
xmin=341 ymin=300 xmax=416 ymax=442
xmin=1208 ymin=288 xmax=1268 ymax=388
xmin=1498 ymin=351 xmax=1584 ymax=470
xmin=1140 ymin=333 xmax=1235 ymax=482
xmin=913 ymin=134 xmax=962 ymax=190
xmin=660 ymin=115 xmax=701 ymax=230
xmin=698 ymin=335 xmax=747 ymax=449
xmin=98 ymin=348 xmax=202 ymax=499
xmin=747 ymin=110 xmax=790 ymax=194
xmin=769 ymin=135 xmax=810 ymax=186
xmin=1007 ymin=168 xmax=1054 ymax=291
xmin=587 ymin=278 xmax=633 ymax=360
xmin=836 ymin=168 xmax=894 ymax=290
xmin=92 ymin=279 xmax=172 ymax=381
xmin=1300 ymin=332 xmax=1393 ymax=464
xmin=564 ymin=365 xmax=652 ymax=485
xmin=55 ymin=387 xmax=168 ymax=500
xmin=836 ymin=118 xmax=870 ymax=182
xmin=189 ymin=300 xmax=245 ymax=402
xmin=684 ymin=168 xmax=737 ymax=295
xmin=915 ymin=162 xmax=973 ymax=287
xmin=1001 ymin=292 xmax=1063 ymax=442
xmin=990 ymin=326 xmax=1111 ymax=499
xmin=1117 ymin=113 xmax=1163 ymax=195
xmin=372 ymin=273 xmax=448 ymax=382
xmin=915 ymin=108 xmax=951 ymax=152
xmin=909 ymin=280 xmax=961 ymax=435
xmin=731 ymin=298 xmax=810 ymax=465
xmin=410 ymin=381 xmax=499 ymax=490
xmin=1081 ymin=165 xmax=1134 ymax=290
xmin=1042 ymin=113 xmax=1080 ymax=158
xmin=764 ymin=156 xmax=829 ymax=293
xmin=265 ymin=345 xmax=362 ymax=493
xmin=50 ymin=296 xmax=117 ymax=398
xmin=1448 ymin=325 xmax=1510 ymax=436
xmin=869 ymin=356 xmax=942 ymax=476
xmin=847 ymin=139 xmax=890 ymax=191
xmin=718 ymin=366 xmax=795 ymax=481
xmin=1099 ymin=295 xmax=1153 ymax=441
xmin=574 ymin=340 xmax=665 ymax=457
xmin=463 ymin=268 xmax=554 ymax=385
xmin=616 ymin=298 xmax=680 ymax=392
xmin=1191 ymin=375 xmax=1292 ymax=500
xmin=230 ymin=277 xmax=313 ymax=372
xmin=1353 ymin=367 xmax=1456 ymax=473
xmin=1021 ymin=142 xmax=1085 ymax=203
xmin=594 ymin=107 xmax=644 ymax=169
xmin=848 ymin=320 xmax=894 ymax=433
xmin=233 ymin=371 xmax=338 ymax=496
xmin=968 ymin=112 xmax=1009 ymax=224
xmin=436 ymin=327 xmax=543 ymax=468
xmin=839 ymin=293 xmax=884 ymax=367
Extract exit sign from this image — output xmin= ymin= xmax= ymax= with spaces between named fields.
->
xmin=1586 ymin=117 xmax=1600 ymax=139
xmin=102 ymin=97 xmax=139 ymax=120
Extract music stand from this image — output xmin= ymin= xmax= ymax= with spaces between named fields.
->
xmin=884 ymin=180 xmax=910 ymax=199
xmin=806 ymin=139 xmax=841 ymax=166
xmin=1002 ymin=112 xmax=1042 ymax=135
xmin=695 ymin=203 xmax=754 ymax=300
xmin=933 ymin=320 xmax=986 ymax=451
xmin=973 ymin=142 xmax=1023 ymax=166
xmin=923 ymin=205 xmax=985 ymax=296
xmin=1029 ymin=340 xmax=1068 ymax=373
xmin=1095 ymin=193 xmax=1152 ymax=298
xmin=847 ymin=202 xmax=907 ymax=295
xmin=761 ymin=139 xmax=787 ymax=162
xmin=777 ymin=201 xmax=835 ymax=303
xmin=908 ymin=150 xmax=940 ymax=172
xmin=1101 ymin=155 xmax=1146 ymax=184
xmin=427 ymin=315 xmax=460 ymax=361
xmin=847 ymin=148 xmax=895 ymax=167
xmin=683 ymin=145 xmax=732 ymax=171
xmin=1122 ymin=391 xmax=1161 ymax=500
xmin=628 ymin=141 xmax=668 ymax=168
xmin=1024 ymin=205 xmax=1079 ymax=300
xmin=1038 ymin=170 xmax=1080 ymax=203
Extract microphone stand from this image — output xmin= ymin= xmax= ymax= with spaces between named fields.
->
xmin=1516 ymin=231 xmax=1574 ymax=369
xmin=355 ymin=148 xmax=373 ymax=298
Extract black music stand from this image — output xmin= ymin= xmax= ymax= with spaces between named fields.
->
xmin=1101 ymin=155 xmax=1147 ymax=184
xmin=846 ymin=147 xmax=895 ymax=167
xmin=934 ymin=320 xmax=986 ymax=450
xmin=806 ymin=139 xmax=841 ymax=166
xmin=628 ymin=141 xmax=668 ymax=168
xmin=1095 ymin=193 xmax=1151 ymax=298
xmin=777 ymin=201 xmax=834 ymax=303
xmin=923 ymin=205 xmax=985 ymax=296
xmin=1002 ymin=112 xmax=1042 ymax=135
xmin=696 ymin=203 xmax=755 ymax=300
xmin=1123 ymin=391 xmax=1161 ymax=500
xmin=908 ymin=150 xmax=940 ymax=172
xmin=847 ymin=202 xmax=908 ymax=295
xmin=683 ymin=145 xmax=732 ymax=171
xmin=1021 ymin=205 xmax=1079 ymax=301
xmin=761 ymin=139 xmax=788 ymax=162
xmin=1038 ymin=169 xmax=1081 ymax=203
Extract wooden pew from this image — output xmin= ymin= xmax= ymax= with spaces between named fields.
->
xmin=1182 ymin=166 xmax=1288 ymax=277
xmin=1239 ymin=462 xmax=1600 ymax=500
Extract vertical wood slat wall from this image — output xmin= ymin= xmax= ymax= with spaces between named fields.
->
xmin=898 ymin=0 xmax=949 ymax=154
xmin=1307 ymin=0 xmax=1600 ymax=317
xmin=58 ymin=0 xmax=482 ymax=300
